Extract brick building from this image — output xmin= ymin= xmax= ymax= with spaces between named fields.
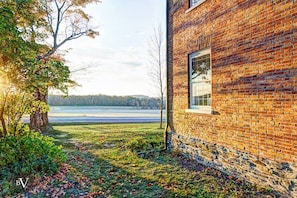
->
xmin=166 ymin=0 xmax=297 ymax=195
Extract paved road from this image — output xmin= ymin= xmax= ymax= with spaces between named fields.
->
xmin=23 ymin=116 xmax=163 ymax=123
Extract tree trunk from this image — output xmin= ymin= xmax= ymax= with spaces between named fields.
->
xmin=0 ymin=94 xmax=7 ymax=137
xmin=0 ymin=112 xmax=7 ymax=138
xmin=159 ymin=95 xmax=163 ymax=129
xmin=30 ymin=88 xmax=49 ymax=133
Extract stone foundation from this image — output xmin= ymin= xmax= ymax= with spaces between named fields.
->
xmin=168 ymin=131 xmax=297 ymax=197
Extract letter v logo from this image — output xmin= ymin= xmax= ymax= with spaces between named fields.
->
xmin=18 ymin=178 xmax=29 ymax=189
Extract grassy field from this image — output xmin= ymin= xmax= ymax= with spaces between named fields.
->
xmin=22 ymin=123 xmax=279 ymax=197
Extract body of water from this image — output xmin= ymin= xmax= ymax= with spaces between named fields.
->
xmin=24 ymin=106 xmax=164 ymax=123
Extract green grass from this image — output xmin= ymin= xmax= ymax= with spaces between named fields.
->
xmin=19 ymin=123 xmax=278 ymax=197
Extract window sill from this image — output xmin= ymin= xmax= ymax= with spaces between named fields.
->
xmin=186 ymin=0 xmax=207 ymax=13
xmin=185 ymin=107 xmax=212 ymax=115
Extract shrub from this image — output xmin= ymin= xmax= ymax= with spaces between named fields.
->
xmin=0 ymin=130 xmax=66 ymax=184
xmin=125 ymin=135 xmax=164 ymax=153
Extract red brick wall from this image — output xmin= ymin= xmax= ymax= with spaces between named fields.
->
xmin=167 ymin=0 xmax=297 ymax=195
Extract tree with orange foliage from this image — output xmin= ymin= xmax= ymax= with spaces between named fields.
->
xmin=0 ymin=0 xmax=83 ymax=135
xmin=27 ymin=0 xmax=100 ymax=132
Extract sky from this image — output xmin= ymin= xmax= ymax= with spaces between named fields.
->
xmin=53 ymin=0 xmax=167 ymax=97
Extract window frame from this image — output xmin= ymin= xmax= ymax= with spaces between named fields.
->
xmin=187 ymin=48 xmax=212 ymax=114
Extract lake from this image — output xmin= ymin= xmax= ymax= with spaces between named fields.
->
xmin=24 ymin=106 xmax=165 ymax=123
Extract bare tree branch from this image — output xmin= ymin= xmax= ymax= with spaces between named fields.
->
xmin=60 ymin=3 xmax=73 ymax=22
xmin=147 ymin=24 xmax=166 ymax=128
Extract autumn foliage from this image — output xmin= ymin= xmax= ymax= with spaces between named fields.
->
xmin=0 ymin=0 xmax=98 ymax=195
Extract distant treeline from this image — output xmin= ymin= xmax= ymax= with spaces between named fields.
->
xmin=48 ymin=95 xmax=165 ymax=109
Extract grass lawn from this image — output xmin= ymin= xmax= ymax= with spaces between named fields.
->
xmin=21 ymin=123 xmax=279 ymax=197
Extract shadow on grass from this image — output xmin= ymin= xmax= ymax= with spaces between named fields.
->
xmin=142 ymin=151 xmax=282 ymax=197
xmin=47 ymin=125 xmax=282 ymax=198
xmin=43 ymin=129 xmax=179 ymax=198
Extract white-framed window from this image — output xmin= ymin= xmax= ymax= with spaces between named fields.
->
xmin=188 ymin=48 xmax=211 ymax=112
xmin=190 ymin=0 xmax=206 ymax=8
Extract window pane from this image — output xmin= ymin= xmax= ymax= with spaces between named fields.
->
xmin=190 ymin=0 xmax=203 ymax=7
xmin=191 ymin=54 xmax=211 ymax=82
xmin=192 ymin=81 xmax=211 ymax=106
